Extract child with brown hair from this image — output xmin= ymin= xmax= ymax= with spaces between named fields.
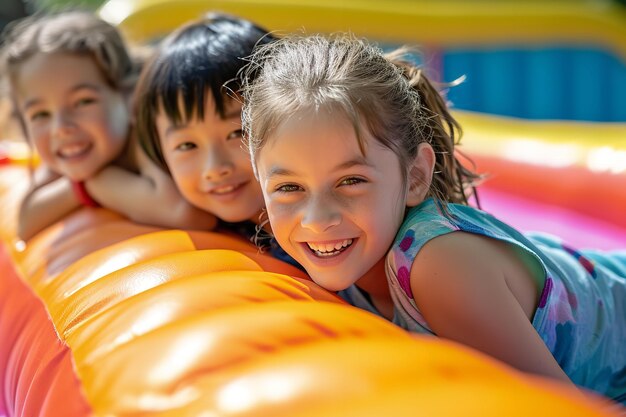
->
xmin=1 ymin=10 xmax=215 ymax=240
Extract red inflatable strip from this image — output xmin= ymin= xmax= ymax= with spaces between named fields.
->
xmin=472 ymin=155 xmax=624 ymax=229
xmin=0 ymin=242 xmax=92 ymax=417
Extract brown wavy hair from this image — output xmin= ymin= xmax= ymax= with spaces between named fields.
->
xmin=241 ymin=34 xmax=481 ymax=207
xmin=0 ymin=11 xmax=136 ymax=94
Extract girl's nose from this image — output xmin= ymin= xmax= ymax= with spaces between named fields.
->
xmin=203 ymin=148 xmax=235 ymax=181
xmin=51 ymin=111 xmax=76 ymax=139
xmin=300 ymin=194 xmax=342 ymax=233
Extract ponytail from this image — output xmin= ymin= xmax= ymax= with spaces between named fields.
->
xmin=386 ymin=50 xmax=482 ymax=206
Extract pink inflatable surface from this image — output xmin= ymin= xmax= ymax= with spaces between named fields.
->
xmin=480 ymin=187 xmax=626 ymax=251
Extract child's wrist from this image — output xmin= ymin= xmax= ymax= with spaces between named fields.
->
xmin=70 ymin=180 xmax=100 ymax=208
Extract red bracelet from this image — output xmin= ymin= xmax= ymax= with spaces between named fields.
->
xmin=70 ymin=181 xmax=100 ymax=208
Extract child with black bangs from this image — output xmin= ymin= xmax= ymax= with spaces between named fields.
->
xmin=120 ymin=13 xmax=298 ymax=267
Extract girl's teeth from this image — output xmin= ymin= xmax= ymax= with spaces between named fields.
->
xmin=59 ymin=143 xmax=89 ymax=158
xmin=307 ymin=239 xmax=353 ymax=256
xmin=213 ymin=185 xmax=236 ymax=194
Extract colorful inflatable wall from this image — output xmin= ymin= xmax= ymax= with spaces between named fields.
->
xmin=457 ymin=111 xmax=626 ymax=250
xmin=100 ymin=0 xmax=626 ymax=122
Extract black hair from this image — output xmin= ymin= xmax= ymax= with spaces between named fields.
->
xmin=135 ymin=13 xmax=275 ymax=171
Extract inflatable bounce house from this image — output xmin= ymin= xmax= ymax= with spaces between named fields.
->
xmin=1 ymin=1 xmax=625 ymax=415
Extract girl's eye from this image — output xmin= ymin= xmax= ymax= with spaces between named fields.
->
xmin=226 ymin=129 xmax=243 ymax=141
xmin=75 ymin=97 xmax=97 ymax=107
xmin=276 ymin=183 xmax=302 ymax=193
xmin=339 ymin=177 xmax=366 ymax=186
xmin=175 ymin=142 xmax=197 ymax=151
xmin=29 ymin=110 xmax=50 ymax=122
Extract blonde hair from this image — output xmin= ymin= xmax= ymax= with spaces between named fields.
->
xmin=241 ymin=34 xmax=480 ymax=205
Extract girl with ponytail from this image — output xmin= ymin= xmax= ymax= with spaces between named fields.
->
xmin=241 ymin=34 xmax=626 ymax=404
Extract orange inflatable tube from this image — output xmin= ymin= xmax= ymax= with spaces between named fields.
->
xmin=0 ymin=158 xmax=620 ymax=416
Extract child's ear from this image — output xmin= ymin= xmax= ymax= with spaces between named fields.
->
xmin=406 ymin=142 xmax=435 ymax=207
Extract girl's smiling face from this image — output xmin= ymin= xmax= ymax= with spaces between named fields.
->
xmin=256 ymin=112 xmax=409 ymax=291
xmin=14 ymin=52 xmax=129 ymax=181
xmin=156 ymin=95 xmax=265 ymax=223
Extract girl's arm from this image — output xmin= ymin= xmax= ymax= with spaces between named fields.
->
xmin=18 ymin=167 xmax=80 ymax=241
xmin=410 ymin=231 xmax=573 ymax=385
xmin=85 ymin=142 xmax=217 ymax=230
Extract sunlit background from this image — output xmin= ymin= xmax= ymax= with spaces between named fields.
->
xmin=0 ymin=0 xmax=626 ymax=122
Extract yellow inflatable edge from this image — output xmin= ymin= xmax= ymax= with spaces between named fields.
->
xmin=99 ymin=0 xmax=626 ymax=59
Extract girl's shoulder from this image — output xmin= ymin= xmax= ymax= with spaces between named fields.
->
xmin=392 ymin=199 xmax=549 ymax=281
xmin=397 ymin=199 xmax=473 ymax=250
xmin=399 ymin=198 xmax=534 ymax=248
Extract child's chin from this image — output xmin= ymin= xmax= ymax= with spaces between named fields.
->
xmin=65 ymin=171 xmax=92 ymax=182
xmin=64 ymin=164 xmax=104 ymax=182
xmin=310 ymin=273 xmax=351 ymax=292
xmin=216 ymin=212 xmax=255 ymax=224
xmin=219 ymin=208 xmax=263 ymax=224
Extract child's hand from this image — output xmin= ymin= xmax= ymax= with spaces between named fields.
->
xmin=18 ymin=168 xmax=81 ymax=241
xmin=85 ymin=165 xmax=217 ymax=230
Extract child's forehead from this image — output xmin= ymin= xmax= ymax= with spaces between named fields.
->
xmin=264 ymin=110 xmax=368 ymax=157
xmin=14 ymin=51 xmax=106 ymax=83
xmin=258 ymin=110 xmax=403 ymax=182
xmin=268 ymin=107 xmax=371 ymax=149
xmin=14 ymin=52 xmax=108 ymax=90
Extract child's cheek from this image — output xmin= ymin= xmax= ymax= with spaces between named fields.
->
xmin=266 ymin=199 xmax=298 ymax=228
xmin=29 ymin=128 xmax=48 ymax=154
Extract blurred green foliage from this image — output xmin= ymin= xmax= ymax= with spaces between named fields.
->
xmin=31 ymin=0 xmax=106 ymax=11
